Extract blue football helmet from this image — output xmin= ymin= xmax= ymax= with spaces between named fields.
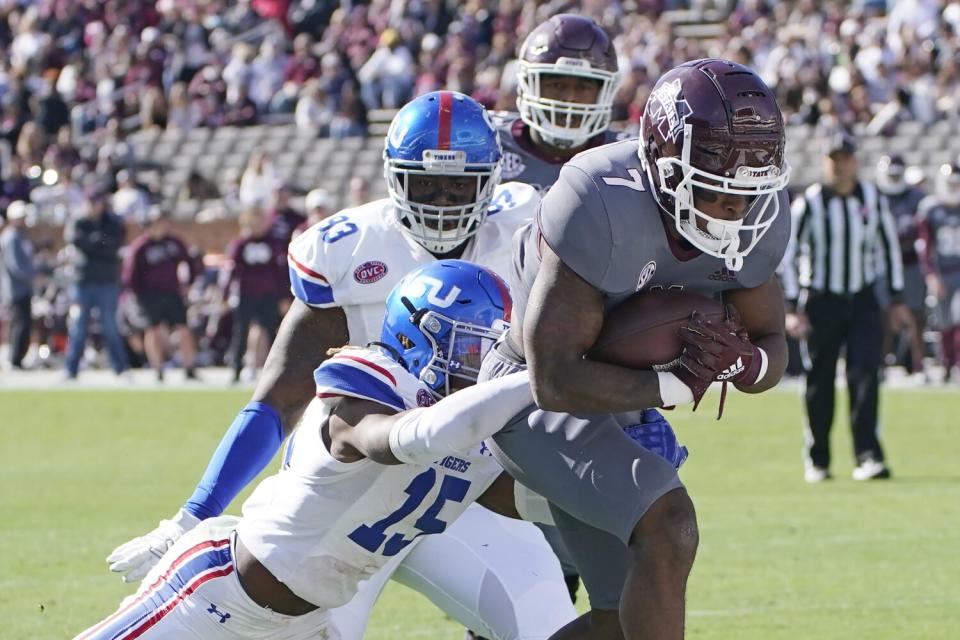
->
xmin=384 ymin=91 xmax=503 ymax=254
xmin=380 ymin=260 xmax=511 ymax=398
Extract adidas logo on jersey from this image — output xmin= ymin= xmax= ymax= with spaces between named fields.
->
xmin=715 ymin=358 xmax=745 ymax=381
xmin=708 ymin=267 xmax=738 ymax=282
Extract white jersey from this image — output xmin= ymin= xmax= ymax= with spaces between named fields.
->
xmin=236 ymin=347 xmax=503 ymax=610
xmin=287 ymin=182 xmax=538 ymax=343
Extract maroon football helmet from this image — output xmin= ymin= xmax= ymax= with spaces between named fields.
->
xmin=639 ymin=59 xmax=790 ymax=270
xmin=517 ymin=14 xmax=621 ymax=148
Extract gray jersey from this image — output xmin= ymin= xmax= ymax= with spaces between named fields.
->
xmin=510 ymin=139 xmax=791 ymax=326
xmin=493 ymin=112 xmax=626 ymax=195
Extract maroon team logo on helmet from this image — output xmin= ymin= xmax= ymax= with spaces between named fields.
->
xmin=354 ymin=261 xmax=388 ymax=284
xmin=647 ymin=79 xmax=692 ymax=143
xmin=417 ymin=388 xmax=436 ymax=407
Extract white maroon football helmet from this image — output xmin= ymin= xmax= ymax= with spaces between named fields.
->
xmin=516 ymin=14 xmax=621 ymax=149
xmin=639 ymin=59 xmax=791 ymax=271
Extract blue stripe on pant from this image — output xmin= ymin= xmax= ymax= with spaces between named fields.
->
xmin=77 ymin=543 xmax=233 ymax=640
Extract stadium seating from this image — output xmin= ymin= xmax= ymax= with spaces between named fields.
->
xmin=126 ymin=115 xmax=960 ymax=220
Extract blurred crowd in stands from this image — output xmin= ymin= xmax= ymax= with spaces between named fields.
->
xmin=2 ymin=0 xmax=960 ymax=380
xmin=0 ymin=0 xmax=958 ymax=221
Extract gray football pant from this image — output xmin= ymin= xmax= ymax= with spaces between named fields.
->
xmin=478 ymin=338 xmax=684 ymax=610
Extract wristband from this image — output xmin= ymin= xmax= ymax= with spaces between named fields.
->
xmin=656 ymin=371 xmax=695 ymax=407
xmin=754 ymin=347 xmax=769 ymax=385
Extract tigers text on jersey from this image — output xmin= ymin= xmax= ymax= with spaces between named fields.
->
xmin=235 ymin=347 xmax=502 ymax=610
xmin=287 ymin=182 xmax=538 ymax=343
xmin=493 ymin=111 xmax=626 ymax=194
xmin=509 ymin=139 xmax=791 ymax=326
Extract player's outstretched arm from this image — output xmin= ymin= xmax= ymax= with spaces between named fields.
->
xmin=184 ymin=299 xmax=349 ymax=519
xmin=338 ymin=371 xmax=534 ymax=466
xmin=107 ymin=300 xmax=348 ymax=582
xmin=524 ymin=244 xmax=685 ymax=414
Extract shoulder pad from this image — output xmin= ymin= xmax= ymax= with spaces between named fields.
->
xmin=314 ymin=347 xmax=415 ymax=411
xmin=287 ymin=202 xmax=384 ymax=308
xmin=489 ymin=181 xmax=539 ymax=217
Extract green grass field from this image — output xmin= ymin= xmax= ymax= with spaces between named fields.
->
xmin=2 ymin=385 xmax=959 ymax=639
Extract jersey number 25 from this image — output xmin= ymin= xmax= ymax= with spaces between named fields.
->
xmin=347 ymin=468 xmax=470 ymax=556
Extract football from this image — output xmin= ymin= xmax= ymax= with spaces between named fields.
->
xmin=587 ymin=289 xmax=726 ymax=370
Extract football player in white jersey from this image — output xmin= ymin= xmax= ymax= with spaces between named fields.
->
xmin=103 ymin=92 xmax=567 ymax=639
xmin=73 ymin=261 xmax=571 ymax=639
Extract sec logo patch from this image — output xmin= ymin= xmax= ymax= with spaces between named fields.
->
xmin=502 ymin=151 xmax=526 ymax=180
xmin=636 ymin=260 xmax=657 ymax=291
xmin=354 ymin=261 xmax=388 ymax=284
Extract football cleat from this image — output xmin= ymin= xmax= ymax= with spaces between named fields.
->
xmin=852 ymin=458 xmax=891 ymax=481
xmin=804 ymin=466 xmax=832 ymax=484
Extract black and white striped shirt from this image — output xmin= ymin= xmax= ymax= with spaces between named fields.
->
xmin=780 ymin=180 xmax=904 ymax=306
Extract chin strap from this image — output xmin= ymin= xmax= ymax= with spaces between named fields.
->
xmin=724 ymin=253 xmax=743 ymax=271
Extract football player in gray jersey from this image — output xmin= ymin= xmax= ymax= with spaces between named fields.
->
xmin=494 ymin=14 xmax=625 ymax=194
xmin=482 ymin=14 xmax=626 ymax=621
xmin=876 ymin=154 xmax=928 ymax=372
xmin=478 ymin=59 xmax=792 ymax=639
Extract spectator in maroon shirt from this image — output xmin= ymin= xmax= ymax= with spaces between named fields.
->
xmin=122 ymin=206 xmax=201 ymax=381
xmin=223 ymin=205 xmax=287 ymax=382
xmin=283 ymin=32 xmax=319 ymax=85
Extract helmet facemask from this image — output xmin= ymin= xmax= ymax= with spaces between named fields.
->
xmin=386 ymin=149 xmax=502 ymax=254
xmin=644 ymin=123 xmax=791 ymax=271
xmin=414 ymin=308 xmax=507 ymax=398
xmin=517 ymin=58 xmax=620 ymax=149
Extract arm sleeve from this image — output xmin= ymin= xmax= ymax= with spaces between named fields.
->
xmin=537 ymin=164 xmax=614 ymax=292
xmin=389 ymin=371 xmax=532 ymax=465
xmin=183 ymin=401 xmax=285 ymax=520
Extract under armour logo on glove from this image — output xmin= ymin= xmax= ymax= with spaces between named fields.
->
xmin=207 ymin=603 xmax=231 ymax=624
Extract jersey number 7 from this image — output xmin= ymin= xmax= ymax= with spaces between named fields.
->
xmin=347 ymin=468 xmax=471 ymax=556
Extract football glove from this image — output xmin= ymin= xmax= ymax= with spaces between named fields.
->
xmin=675 ymin=307 xmax=764 ymax=419
xmin=623 ymin=408 xmax=689 ymax=469
xmin=106 ymin=509 xmax=201 ymax=583
xmin=685 ymin=305 xmax=765 ymax=386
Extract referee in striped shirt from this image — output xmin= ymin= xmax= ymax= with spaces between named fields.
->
xmin=781 ymin=131 xmax=912 ymax=483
